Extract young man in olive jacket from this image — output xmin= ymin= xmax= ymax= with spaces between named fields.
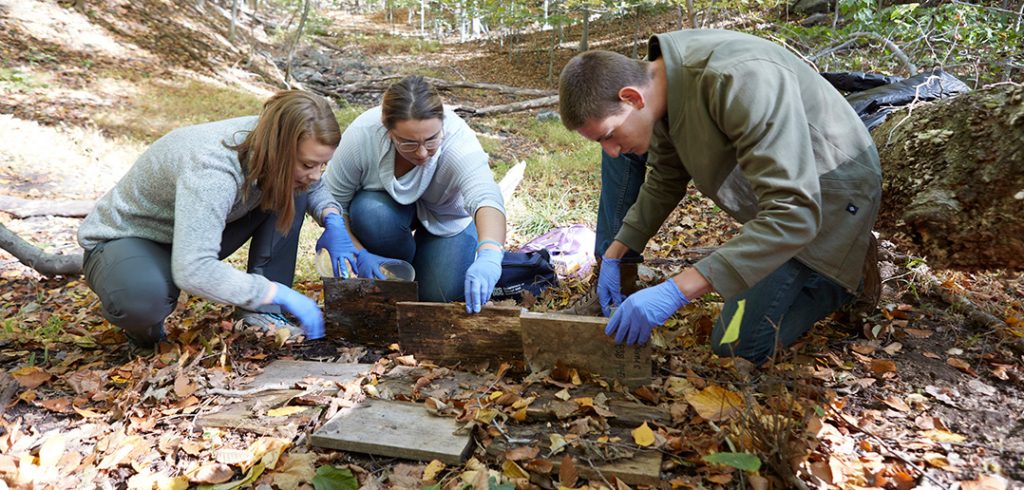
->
xmin=558 ymin=29 xmax=882 ymax=365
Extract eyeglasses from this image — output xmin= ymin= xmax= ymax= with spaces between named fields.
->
xmin=392 ymin=130 xmax=444 ymax=153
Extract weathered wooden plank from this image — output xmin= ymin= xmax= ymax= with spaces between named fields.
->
xmin=323 ymin=278 xmax=418 ymax=346
xmin=524 ymin=394 xmax=671 ymax=428
xmin=311 ymin=399 xmax=472 ymax=464
xmin=249 ymin=360 xmax=372 ymax=389
xmin=520 ymin=312 xmax=652 ymax=388
xmin=552 ymin=451 xmax=664 ymax=487
xmin=197 ymin=390 xmax=314 ymax=434
xmin=396 ymin=302 xmax=523 ymax=367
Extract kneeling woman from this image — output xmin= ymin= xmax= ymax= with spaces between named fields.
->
xmin=78 ymin=91 xmax=349 ymax=346
xmin=321 ymin=76 xmax=506 ymax=313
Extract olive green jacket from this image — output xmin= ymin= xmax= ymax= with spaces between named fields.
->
xmin=616 ymin=30 xmax=882 ymax=298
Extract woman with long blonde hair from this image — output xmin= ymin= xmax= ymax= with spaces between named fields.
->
xmin=79 ymin=90 xmax=355 ymax=345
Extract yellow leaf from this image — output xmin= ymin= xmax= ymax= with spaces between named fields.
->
xmin=632 ymin=422 xmax=655 ymax=447
xmin=502 ymin=459 xmax=529 ymax=480
xmin=549 ymin=434 xmax=568 ymax=456
xmin=275 ymin=328 xmax=291 ymax=348
xmin=250 ymin=437 xmax=290 ymax=470
xmin=423 ymin=459 xmax=445 ymax=482
xmin=719 ymin=299 xmax=745 ymax=345
xmin=266 ymin=406 xmax=308 ymax=417
xmin=156 ymin=475 xmax=190 ymax=490
xmin=922 ymin=452 xmax=950 ymax=468
xmin=685 ymin=385 xmax=743 ymax=422
xmin=475 ymin=408 xmax=500 ymax=424
xmin=921 ymin=429 xmax=966 ymax=443
xmin=554 ymin=389 xmax=571 ymax=401
xmin=73 ymin=406 xmax=106 ymax=419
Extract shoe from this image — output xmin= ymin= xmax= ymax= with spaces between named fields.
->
xmin=235 ymin=309 xmax=305 ymax=338
xmin=560 ymin=283 xmax=602 ymax=316
xmin=846 ymin=233 xmax=881 ymax=322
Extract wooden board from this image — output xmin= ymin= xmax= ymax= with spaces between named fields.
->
xmin=249 ymin=360 xmax=372 ymax=389
xmin=323 ymin=277 xmax=418 ymax=346
xmin=551 ymin=451 xmax=664 ymax=487
xmin=197 ymin=390 xmax=315 ymax=435
xmin=520 ymin=312 xmax=652 ymax=388
xmin=311 ymin=399 xmax=472 ymax=464
xmin=396 ymin=302 xmax=523 ymax=367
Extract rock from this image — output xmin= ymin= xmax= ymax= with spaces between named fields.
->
xmin=793 ymin=0 xmax=830 ymax=15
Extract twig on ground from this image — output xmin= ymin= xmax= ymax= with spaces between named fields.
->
xmin=810 ymin=31 xmax=918 ymax=75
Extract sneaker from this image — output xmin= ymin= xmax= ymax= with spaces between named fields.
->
xmin=235 ymin=310 xmax=305 ymax=338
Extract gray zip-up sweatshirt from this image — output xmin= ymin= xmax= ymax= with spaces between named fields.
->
xmin=78 ymin=116 xmax=340 ymax=309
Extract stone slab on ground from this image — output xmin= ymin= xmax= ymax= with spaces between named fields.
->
xmin=311 ymin=399 xmax=472 ymax=464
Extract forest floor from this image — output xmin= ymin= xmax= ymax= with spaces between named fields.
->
xmin=1 ymin=1 xmax=1023 ymax=489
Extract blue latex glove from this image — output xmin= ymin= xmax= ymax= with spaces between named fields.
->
xmin=597 ymin=257 xmax=623 ymax=317
xmin=605 ymin=280 xmax=689 ymax=345
xmin=315 ymin=214 xmax=357 ymax=278
xmin=354 ymin=248 xmax=390 ymax=280
xmin=464 ymin=248 xmax=503 ymax=314
xmin=270 ymin=282 xmax=325 ymax=340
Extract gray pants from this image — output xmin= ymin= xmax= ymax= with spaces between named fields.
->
xmin=83 ymin=193 xmax=308 ymax=346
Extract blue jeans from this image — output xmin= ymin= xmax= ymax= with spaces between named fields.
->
xmin=597 ymin=150 xmax=853 ymax=364
xmin=83 ymin=192 xmax=309 ymax=346
xmin=347 ymin=190 xmax=477 ymax=303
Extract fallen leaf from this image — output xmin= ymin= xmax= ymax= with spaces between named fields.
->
xmin=554 ymin=388 xmax=571 ymax=401
xmin=946 ymin=358 xmax=977 ymax=376
xmin=38 ymin=434 xmax=66 ymax=467
xmin=869 ymin=359 xmax=897 ymax=376
xmin=271 ymin=452 xmax=317 ymax=490
xmin=959 ymin=474 xmax=1008 ymax=490
xmin=920 ymin=429 xmax=966 ymax=443
xmin=173 ymin=375 xmax=196 ymax=398
xmin=395 ymin=355 xmax=417 ymax=366
xmin=188 ymin=462 xmax=234 ymax=484
xmin=631 ymin=422 xmax=656 ymax=447
xmin=904 ymin=328 xmax=933 ymax=338
xmin=882 ymin=342 xmax=903 ymax=355
xmin=266 ymin=406 xmax=308 ymax=417
xmin=851 ymin=342 xmax=877 ymax=355
xmin=312 ymin=465 xmax=358 ymax=490
xmin=548 ymin=434 xmax=568 ymax=456
xmin=991 ymin=364 xmax=1012 ymax=380
xmin=422 ymin=459 xmax=445 ymax=482
xmin=156 ymin=474 xmax=190 ymax=490
xmin=36 ymin=397 xmax=74 ymax=414
xmin=505 ymin=446 xmax=540 ymax=461
xmin=524 ymin=459 xmax=554 ymax=474
xmin=502 ymin=459 xmax=529 ymax=480
xmin=559 ymin=454 xmax=578 ymax=488
xmin=702 ymin=452 xmax=761 ymax=472
xmin=881 ymin=396 xmax=910 ymax=413
xmin=923 ymin=351 xmax=942 ymax=359
xmin=215 ymin=448 xmax=254 ymax=466
xmin=11 ymin=366 xmax=50 ymax=389
xmin=922 ymin=452 xmax=950 ymax=468
xmin=685 ymin=385 xmax=743 ymax=421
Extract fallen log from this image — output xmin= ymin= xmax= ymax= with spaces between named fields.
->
xmin=453 ymin=95 xmax=559 ymax=117
xmin=0 ymin=223 xmax=83 ymax=276
xmin=0 ymin=194 xmax=94 ymax=218
xmin=315 ymin=75 xmax=555 ymax=97
xmin=873 ymin=83 xmax=1024 ymax=270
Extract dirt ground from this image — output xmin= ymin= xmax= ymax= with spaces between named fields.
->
xmin=2 ymin=1 xmax=1024 ymax=489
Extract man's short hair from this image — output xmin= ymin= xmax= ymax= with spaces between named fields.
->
xmin=559 ymin=50 xmax=650 ymax=130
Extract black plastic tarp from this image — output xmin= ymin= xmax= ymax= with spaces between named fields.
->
xmin=822 ymin=69 xmax=972 ymax=130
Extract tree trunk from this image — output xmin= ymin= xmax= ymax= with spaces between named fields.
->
xmin=873 ymin=83 xmax=1024 ymax=270
xmin=579 ymin=5 xmax=589 ymax=52
xmin=229 ymin=0 xmax=239 ymax=42
xmin=284 ymin=0 xmax=312 ymax=86
xmin=0 ymin=223 xmax=83 ymax=276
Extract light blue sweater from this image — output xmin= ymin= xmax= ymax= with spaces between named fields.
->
xmin=78 ymin=116 xmax=341 ymax=309
xmin=321 ymin=106 xmax=505 ymax=237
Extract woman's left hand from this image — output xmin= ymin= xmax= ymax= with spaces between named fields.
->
xmin=464 ymin=248 xmax=503 ymax=313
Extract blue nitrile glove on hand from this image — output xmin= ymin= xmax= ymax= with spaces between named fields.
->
xmin=315 ymin=213 xmax=358 ymax=278
xmin=464 ymin=248 xmax=503 ymax=314
xmin=605 ymin=279 xmax=689 ymax=345
xmin=271 ymin=282 xmax=325 ymax=340
xmin=598 ymin=256 xmax=624 ymax=317
xmin=354 ymin=248 xmax=390 ymax=280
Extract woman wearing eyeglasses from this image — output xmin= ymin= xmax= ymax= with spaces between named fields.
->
xmin=320 ymin=75 xmax=506 ymax=314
